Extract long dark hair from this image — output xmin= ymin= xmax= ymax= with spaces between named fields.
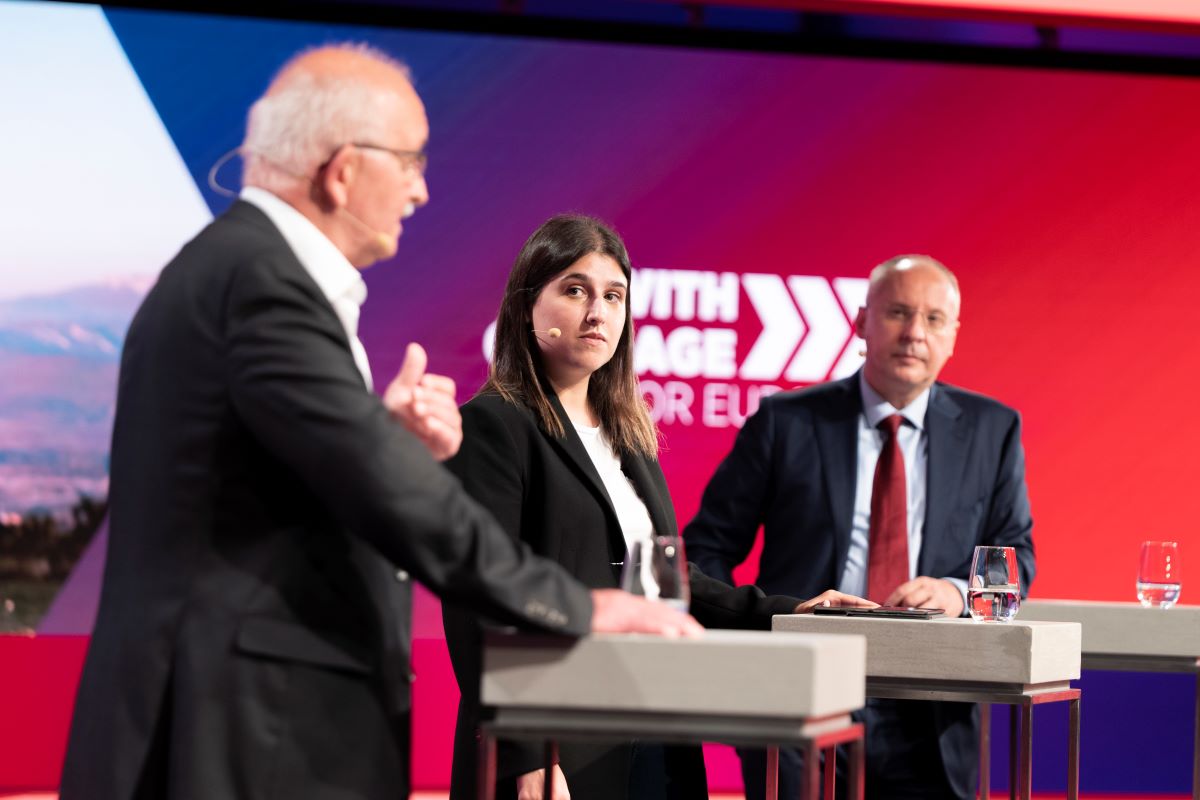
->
xmin=483 ymin=214 xmax=658 ymax=458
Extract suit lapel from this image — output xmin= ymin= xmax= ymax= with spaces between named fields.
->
xmin=621 ymin=453 xmax=677 ymax=538
xmin=227 ymin=201 xmax=331 ymax=313
xmin=542 ymin=393 xmax=625 ymax=558
xmin=920 ymin=384 xmax=968 ymax=575
xmin=226 ymin=201 xmax=363 ymax=386
xmin=814 ymin=376 xmax=862 ymax=583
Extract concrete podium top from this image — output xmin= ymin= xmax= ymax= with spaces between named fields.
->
xmin=772 ymin=615 xmax=1080 ymax=686
xmin=1020 ymin=600 xmax=1200 ymax=660
xmin=482 ymin=629 xmax=865 ymax=719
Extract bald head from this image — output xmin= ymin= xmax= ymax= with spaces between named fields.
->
xmin=241 ymin=43 xmax=423 ymax=194
xmin=240 ymin=43 xmax=431 ymax=268
xmin=867 ymin=254 xmax=961 ymax=315
xmin=268 ymin=44 xmax=412 ymax=97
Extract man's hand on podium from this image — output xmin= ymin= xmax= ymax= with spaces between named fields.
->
xmin=589 ymin=589 xmax=704 ymax=638
xmin=886 ymin=576 xmax=965 ymax=616
xmin=793 ymin=589 xmax=877 ymax=614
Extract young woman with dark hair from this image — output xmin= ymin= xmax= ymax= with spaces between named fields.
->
xmin=442 ymin=214 xmax=869 ymax=800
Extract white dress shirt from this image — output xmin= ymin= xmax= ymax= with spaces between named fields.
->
xmin=240 ymin=187 xmax=373 ymax=390
xmin=573 ymin=423 xmax=655 ymax=553
xmin=838 ymin=373 xmax=968 ymax=606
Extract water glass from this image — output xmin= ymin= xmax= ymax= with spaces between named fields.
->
xmin=1137 ymin=541 xmax=1181 ymax=609
xmin=968 ymin=545 xmax=1020 ymax=622
xmin=620 ymin=535 xmax=690 ymax=613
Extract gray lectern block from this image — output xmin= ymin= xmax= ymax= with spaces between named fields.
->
xmin=772 ymin=616 xmax=1080 ymax=686
xmin=482 ymin=630 xmax=865 ymax=719
xmin=1021 ymin=600 xmax=1200 ymax=660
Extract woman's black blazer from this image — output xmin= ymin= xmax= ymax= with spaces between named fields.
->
xmin=442 ymin=390 xmax=799 ymax=800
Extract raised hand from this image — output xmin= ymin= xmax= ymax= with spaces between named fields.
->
xmin=383 ymin=342 xmax=463 ymax=461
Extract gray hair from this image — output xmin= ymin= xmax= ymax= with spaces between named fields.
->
xmin=241 ymin=43 xmax=410 ymax=193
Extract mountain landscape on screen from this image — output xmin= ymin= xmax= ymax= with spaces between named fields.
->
xmin=0 ymin=279 xmax=150 ymax=632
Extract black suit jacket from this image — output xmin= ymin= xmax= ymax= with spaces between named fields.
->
xmin=443 ymin=391 xmax=800 ymax=800
xmin=59 ymin=201 xmax=594 ymax=800
xmin=684 ymin=374 xmax=1035 ymax=798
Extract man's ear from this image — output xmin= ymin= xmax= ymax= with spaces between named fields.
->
xmin=316 ymin=145 xmax=355 ymax=209
xmin=853 ymin=306 xmax=867 ymax=339
xmin=946 ymin=318 xmax=960 ymax=357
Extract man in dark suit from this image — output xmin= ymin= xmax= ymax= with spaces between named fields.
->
xmin=59 ymin=44 xmax=700 ymax=800
xmin=685 ymin=255 xmax=1035 ymax=800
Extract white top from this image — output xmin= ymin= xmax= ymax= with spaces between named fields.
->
xmin=838 ymin=373 xmax=968 ymax=608
xmin=240 ymin=186 xmax=373 ymax=390
xmin=572 ymin=423 xmax=655 ymax=553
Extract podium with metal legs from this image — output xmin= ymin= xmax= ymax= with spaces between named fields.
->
xmin=478 ymin=629 xmax=867 ymax=800
xmin=1021 ymin=600 xmax=1200 ymax=800
xmin=773 ymin=615 xmax=1082 ymax=800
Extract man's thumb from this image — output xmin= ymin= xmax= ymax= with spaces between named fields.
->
xmin=394 ymin=342 xmax=428 ymax=388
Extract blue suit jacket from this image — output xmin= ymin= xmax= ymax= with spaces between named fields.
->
xmin=684 ymin=373 xmax=1035 ymax=798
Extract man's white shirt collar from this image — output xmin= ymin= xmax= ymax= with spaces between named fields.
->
xmin=858 ymin=371 xmax=930 ymax=432
xmin=240 ymin=187 xmax=373 ymax=389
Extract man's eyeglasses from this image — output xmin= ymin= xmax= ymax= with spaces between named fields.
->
xmin=348 ymin=142 xmax=428 ymax=177
xmin=880 ymin=305 xmax=956 ymax=334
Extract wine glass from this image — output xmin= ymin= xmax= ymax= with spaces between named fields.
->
xmin=620 ymin=534 xmax=690 ymax=613
xmin=967 ymin=545 xmax=1020 ymax=622
xmin=1137 ymin=541 xmax=1181 ymax=609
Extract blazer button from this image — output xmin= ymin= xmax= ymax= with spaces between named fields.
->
xmin=395 ymin=569 xmax=409 ymax=582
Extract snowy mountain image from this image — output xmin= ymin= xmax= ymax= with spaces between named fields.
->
xmin=0 ymin=279 xmax=151 ymax=516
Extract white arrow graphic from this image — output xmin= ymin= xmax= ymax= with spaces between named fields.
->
xmin=830 ymin=277 xmax=869 ymax=379
xmin=785 ymin=276 xmax=850 ymax=383
xmin=739 ymin=274 xmax=804 ymax=381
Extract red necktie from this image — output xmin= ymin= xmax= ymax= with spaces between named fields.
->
xmin=867 ymin=414 xmax=908 ymax=604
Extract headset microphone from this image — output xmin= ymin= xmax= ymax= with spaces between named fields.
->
xmin=207 ymin=146 xmax=241 ymax=198
xmin=532 ymin=328 xmax=561 ymax=339
xmin=338 ymin=205 xmax=396 ymax=255
xmin=209 ymin=147 xmax=409 ymax=256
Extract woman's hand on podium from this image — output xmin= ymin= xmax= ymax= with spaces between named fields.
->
xmin=517 ymin=764 xmax=571 ymax=800
xmin=793 ymin=590 xmax=877 ymax=614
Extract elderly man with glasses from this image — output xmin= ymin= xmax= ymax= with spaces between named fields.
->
xmin=59 ymin=43 xmax=703 ymax=800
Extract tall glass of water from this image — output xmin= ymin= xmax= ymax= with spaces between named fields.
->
xmin=621 ymin=534 xmax=690 ymax=613
xmin=1137 ymin=541 xmax=1181 ymax=609
xmin=968 ymin=545 xmax=1021 ymax=622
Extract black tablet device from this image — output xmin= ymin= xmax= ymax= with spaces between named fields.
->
xmin=812 ymin=605 xmax=945 ymax=619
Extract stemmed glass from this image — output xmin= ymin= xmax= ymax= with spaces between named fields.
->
xmin=967 ymin=545 xmax=1021 ymax=622
xmin=1137 ymin=541 xmax=1182 ymax=609
xmin=620 ymin=534 xmax=690 ymax=613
